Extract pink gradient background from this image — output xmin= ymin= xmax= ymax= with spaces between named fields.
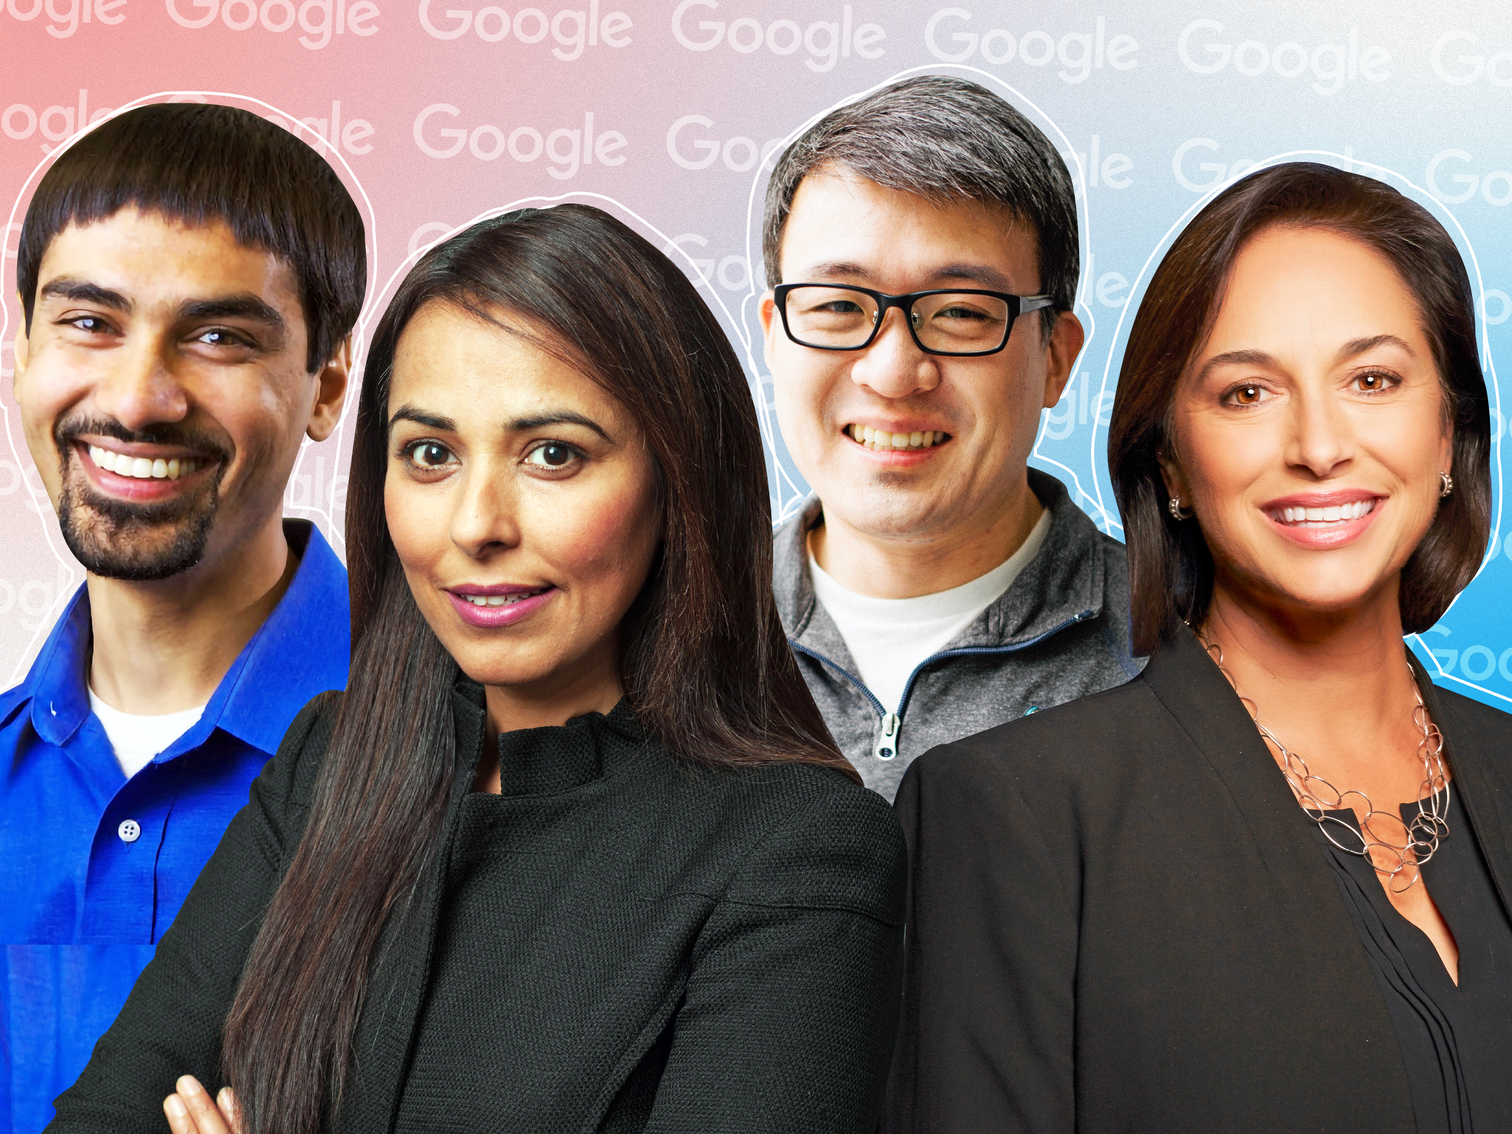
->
xmin=4 ymin=1 xmax=1512 ymax=707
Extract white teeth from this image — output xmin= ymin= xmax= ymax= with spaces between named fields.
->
xmin=1273 ymin=499 xmax=1376 ymax=525
xmin=462 ymin=591 xmax=539 ymax=607
xmin=88 ymin=444 xmax=199 ymax=480
xmin=847 ymin=425 xmax=947 ymax=451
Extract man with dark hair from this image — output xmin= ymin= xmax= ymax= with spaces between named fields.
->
xmin=761 ymin=75 xmax=1140 ymax=801
xmin=0 ymin=102 xmax=364 ymax=1130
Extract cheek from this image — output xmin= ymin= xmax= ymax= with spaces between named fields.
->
xmin=384 ymin=474 xmax=441 ymax=571
xmin=532 ymin=474 xmax=660 ymax=603
xmin=772 ymin=352 xmax=837 ymax=430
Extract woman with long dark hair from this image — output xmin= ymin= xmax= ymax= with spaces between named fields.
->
xmin=49 ymin=204 xmax=906 ymax=1134
xmin=886 ymin=164 xmax=1512 ymax=1133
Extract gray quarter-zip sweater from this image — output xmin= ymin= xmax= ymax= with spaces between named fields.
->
xmin=775 ymin=468 xmax=1145 ymax=801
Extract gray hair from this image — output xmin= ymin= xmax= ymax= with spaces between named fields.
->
xmin=762 ymin=75 xmax=1078 ymax=338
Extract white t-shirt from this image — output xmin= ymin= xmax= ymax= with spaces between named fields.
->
xmin=87 ymin=688 xmax=206 ymax=780
xmin=808 ymin=509 xmax=1051 ymax=714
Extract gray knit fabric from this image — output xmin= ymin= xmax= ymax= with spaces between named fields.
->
xmin=774 ymin=468 xmax=1145 ymax=801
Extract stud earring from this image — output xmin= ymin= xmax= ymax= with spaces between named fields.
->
xmin=1440 ymin=471 xmax=1453 ymax=498
xmin=1168 ymin=496 xmax=1194 ymax=520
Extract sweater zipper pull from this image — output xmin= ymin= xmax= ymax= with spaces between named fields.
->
xmin=875 ymin=712 xmax=900 ymax=761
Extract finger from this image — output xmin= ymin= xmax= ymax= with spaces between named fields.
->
xmin=176 ymin=1076 xmax=231 ymax=1134
xmin=163 ymin=1093 xmax=199 ymax=1134
xmin=217 ymin=1087 xmax=243 ymax=1134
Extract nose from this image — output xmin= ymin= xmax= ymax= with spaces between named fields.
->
xmin=846 ymin=307 xmax=941 ymax=399
xmin=448 ymin=460 xmax=522 ymax=559
xmin=1285 ymin=386 xmax=1354 ymax=479
xmin=91 ymin=337 xmax=189 ymax=432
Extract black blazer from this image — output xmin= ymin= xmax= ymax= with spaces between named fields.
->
xmin=49 ymin=683 xmax=907 ymax=1133
xmin=884 ymin=630 xmax=1512 ymax=1134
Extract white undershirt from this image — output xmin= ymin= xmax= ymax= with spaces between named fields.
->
xmin=87 ymin=689 xmax=206 ymax=779
xmin=808 ymin=509 xmax=1051 ymax=714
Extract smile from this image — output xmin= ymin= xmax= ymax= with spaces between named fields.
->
xmin=458 ymin=588 xmax=549 ymax=607
xmin=845 ymin=424 xmax=949 ymax=451
xmin=446 ymin=584 xmax=557 ymax=629
xmin=87 ymin=444 xmax=203 ymax=481
xmin=1264 ymin=499 xmax=1377 ymax=525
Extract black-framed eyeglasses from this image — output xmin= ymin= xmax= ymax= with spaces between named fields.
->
xmin=773 ymin=283 xmax=1054 ymax=357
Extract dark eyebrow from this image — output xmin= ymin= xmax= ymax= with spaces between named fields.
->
xmin=179 ymin=295 xmax=287 ymax=333
xmin=927 ymin=262 xmax=1016 ymax=291
xmin=387 ymin=407 xmax=614 ymax=444
xmin=388 ymin=405 xmax=456 ymax=434
xmin=1197 ymin=335 xmax=1418 ymax=385
xmin=1195 ymin=348 xmax=1278 ymax=385
xmin=799 ymin=261 xmax=1017 ymax=292
xmin=38 ymin=278 xmax=132 ymax=311
xmin=507 ymin=411 xmax=613 ymax=442
xmin=1337 ymin=333 xmax=1415 ymax=362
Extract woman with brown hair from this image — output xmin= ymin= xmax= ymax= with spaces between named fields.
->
xmin=886 ymin=163 xmax=1512 ymax=1134
xmin=48 ymin=204 xmax=906 ymax=1134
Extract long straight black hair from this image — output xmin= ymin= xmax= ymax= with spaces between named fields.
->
xmin=220 ymin=204 xmax=851 ymax=1134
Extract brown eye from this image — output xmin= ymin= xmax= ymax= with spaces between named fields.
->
xmin=1233 ymin=385 xmax=1261 ymax=404
xmin=523 ymin=441 xmax=581 ymax=470
xmin=408 ymin=442 xmax=453 ymax=468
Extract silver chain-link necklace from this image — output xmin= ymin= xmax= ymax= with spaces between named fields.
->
xmin=1198 ymin=633 xmax=1450 ymax=893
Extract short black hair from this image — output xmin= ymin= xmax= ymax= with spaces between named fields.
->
xmin=1109 ymin=162 xmax=1491 ymax=652
xmin=18 ymin=102 xmax=365 ymax=373
xmin=762 ymin=75 xmax=1078 ymax=338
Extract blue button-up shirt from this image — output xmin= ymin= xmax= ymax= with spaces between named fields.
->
xmin=0 ymin=520 xmax=349 ymax=1133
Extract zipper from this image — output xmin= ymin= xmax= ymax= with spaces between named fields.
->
xmin=789 ymin=607 xmax=1095 ymax=763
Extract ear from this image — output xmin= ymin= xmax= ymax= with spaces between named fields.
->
xmin=305 ymin=335 xmax=352 ymax=443
xmin=1040 ymin=309 xmax=1084 ymax=409
xmin=1157 ymin=450 xmax=1190 ymax=503
xmin=758 ymin=289 xmax=778 ymax=373
xmin=11 ymin=296 xmax=29 ymax=394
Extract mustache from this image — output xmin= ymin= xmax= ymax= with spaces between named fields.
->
xmin=52 ymin=414 xmax=233 ymax=465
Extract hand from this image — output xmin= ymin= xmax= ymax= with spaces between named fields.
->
xmin=163 ymin=1075 xmax=241 ymax=1134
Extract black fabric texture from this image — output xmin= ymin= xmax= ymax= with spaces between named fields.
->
xmin=1319 ymin=789 xmax=1512 ymax=1134
xmin=46 ymin=685 xmax=907 ymax=1134
xmin=885 ymin=628 xmax=1512 ymax=1134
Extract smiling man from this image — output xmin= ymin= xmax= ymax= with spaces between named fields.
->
xmin=761 ymin=76 xmax=1142 ymax=800
xmin=0 ymin=103 xmax=364 ymax=1131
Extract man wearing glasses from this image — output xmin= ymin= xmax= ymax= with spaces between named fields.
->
xmin=760 ymin=75 xmax=1141 ymax=801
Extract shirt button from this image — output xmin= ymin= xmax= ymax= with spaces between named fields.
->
xmin=118 ymin=819 xmax=142 ymax=843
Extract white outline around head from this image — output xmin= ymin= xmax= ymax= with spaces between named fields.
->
xmin=0 ymin=90 xmax=380 ymax=687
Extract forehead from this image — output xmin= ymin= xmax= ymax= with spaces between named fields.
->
xmin=36 ymin=206 xmax=302 ymax=315
xmin=1211 ymin=226 xmax=1423 ymax=342
xmin=389 ymin=302 xmax=628 ymax=424
xmin=778 ymin=167 xmax=1038 ymax=284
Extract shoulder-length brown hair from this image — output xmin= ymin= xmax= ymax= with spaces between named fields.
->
xmin=221 ymin=204 xmax=851 ymax=1134
xmin=1108 ymin=162 xmax=1491 ymax=655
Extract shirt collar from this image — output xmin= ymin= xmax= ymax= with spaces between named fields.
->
xmin=21 ymin=519 xmax=349 ymax=756
xmin=23 ymin=584 xmax=93 ymax=746
xmin=210 ymin=520 xmax=350 ymax=754
xmin=773 ymin=468 xmax=1108 ymax=653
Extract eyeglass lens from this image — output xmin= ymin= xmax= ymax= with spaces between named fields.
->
xmin=783 ymin=286 xmax=1012 ymax=353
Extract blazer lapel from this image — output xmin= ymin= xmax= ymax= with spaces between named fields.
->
xmin=1139 ymin=630 xmax=1360 ymax=876
xmin=1138 ymin=630 xmax=1415 ymax=1128
xmin=1415 ymin=669 xmax=1512 ymax=925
